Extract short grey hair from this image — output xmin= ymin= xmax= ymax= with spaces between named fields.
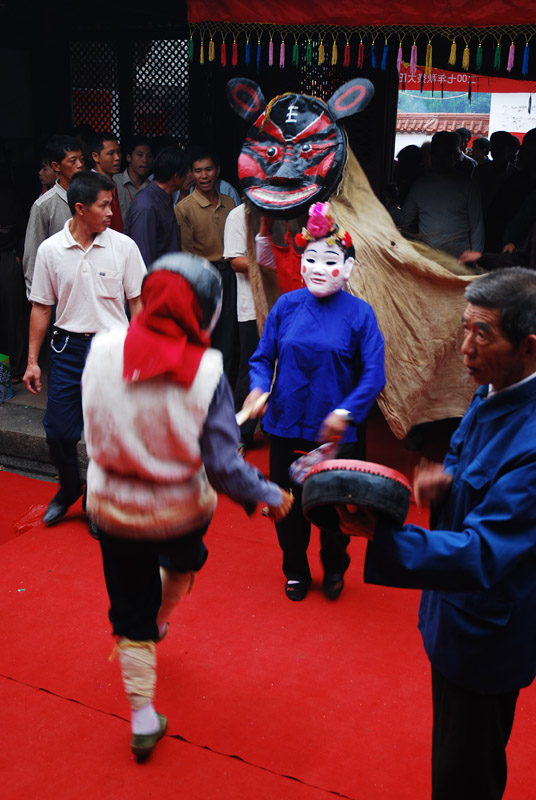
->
xmin=465 ymin=267 xmax=536 ymax=346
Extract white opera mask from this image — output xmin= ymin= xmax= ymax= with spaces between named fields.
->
xmin=301 ymin=238 xmax=354 ymax=298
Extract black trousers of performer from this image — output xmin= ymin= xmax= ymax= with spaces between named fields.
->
xmin=211 ymin=262 xmax=238 ymax=388
xmin=98 ymin=525 xmax=209 ymax=642
xmin=234 ymin=319 xmax=260 ymax=446
xmin=431 ymin=667 xmax=519 ymax=800
xmin=269 ymin=434 xmax=365 ymax=584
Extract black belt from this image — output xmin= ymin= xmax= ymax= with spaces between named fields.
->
xmin=53 ymin=327 xmax=95 ymax=340
xmin=211 ymin=260 xmax=229 ymax=271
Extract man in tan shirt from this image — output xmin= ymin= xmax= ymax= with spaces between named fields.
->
xmin=175 ymin=149 xmax=237 ymax=380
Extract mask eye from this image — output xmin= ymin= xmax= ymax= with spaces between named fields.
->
xmin=266 ymin=146 xmax=278 ymax=158
xmin=301 ymin=143 xmax=312 ymax=153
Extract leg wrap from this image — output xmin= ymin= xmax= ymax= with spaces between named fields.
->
xmin=117 ymin=639 xmax=157 ymax=711
xmin=157 ymin=569 xmax=195 ymax=629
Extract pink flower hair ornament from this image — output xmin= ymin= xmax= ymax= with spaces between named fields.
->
xmin=295 ymin=201 xmax=353 ymax=251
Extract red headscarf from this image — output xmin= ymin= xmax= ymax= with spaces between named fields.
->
xmin=123 ymin=270 xmax=211 ymax=387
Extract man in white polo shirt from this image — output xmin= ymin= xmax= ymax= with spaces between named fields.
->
xmin=23 ymin=171 xmax=146 ymax=529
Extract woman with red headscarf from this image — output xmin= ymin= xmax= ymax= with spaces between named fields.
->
xmin=82 ymin=252 xmax=292 ymax=762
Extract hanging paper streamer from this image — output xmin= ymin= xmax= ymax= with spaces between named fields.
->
xmin=448 ymin=38 xmax=456 ymax=66
xmin=358 ymin=40 xmax=364 ymax=69
xmin=245 ymin=38 xmax=251 ymax=66
xmin=208 ymin=38 xmax=215 ymax=62
xmin=425 ymin=40 xmax=432 ymax=75
xmin=292 ymin=39 xmax=299 ymax=67
xmin=494 ymin=41 xmax=502 ymax=70
xmin=257 ymin=36 xmax=261 ymax=70
xmin=269 ymin=38 xmax=274 ymax=66
xmin=232 ymin=39 xmax=238 ymax=67
xmin=507 ymin=42 xmax=515 ymax=72
xmin=462 ymin=44 xmax=470 ymax=71
xmin=523 ymin=42 xmax=530 ymax=76
xmin=331 ymin=39 xmax=338 ymax=66
xmin=318 ymin=40 xmax=325 ymax=65
xmin=344 ymin=41 xmax=350 ymax=67
xmin=402 ymin=73 xmax=406 ymax=91
xmin=397 ymin=42 xmax=403 ymax=73
xmin=468 ymin=81 xmax=472 ymax=104
xmin=410 ymin=41 xmax=418 ymax=75
xmin=189 ymin=36 xmax=194 ymax=62
xmin=441 ymin=77 xmax=444 ymax=99
xmin=381 ymin=40 xmax=388 ymax=71
xmin=420 ymin=73 xmax=424 ymax=92
xmin=280 ymin=41 xmax=285 ymax=68
xmin=476 ymin=42 xmax=483 ymax=71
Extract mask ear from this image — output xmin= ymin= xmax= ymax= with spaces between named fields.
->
xmin=227 ymin=78 xmax=267 ymax=123
xmin=341 ymin=257 xmax=355 ymax=280
xmin=328 ymin=79 xmax=374 ymax=120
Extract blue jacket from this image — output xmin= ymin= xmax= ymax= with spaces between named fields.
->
xmin=249 ymin=288 xmax=385 ymax=443
xmin=365 ymin=377 xmax=536 ymax=693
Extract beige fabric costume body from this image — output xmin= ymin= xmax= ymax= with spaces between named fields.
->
xmin=246 ymin=148 xmax=480 ymax=440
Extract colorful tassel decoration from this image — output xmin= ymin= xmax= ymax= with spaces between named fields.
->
xmin=208 ymin=39 xmax=215 ymax=62
xmin=522 ymin=43 xmax=530 ymax=76
xmin=292 ymin=40 xmax=299 ymax=67
xmin=221 ymin=42 xmax=227 ymax=67
xmin=232 ymin=40 xmax=238 ymax=67
xmin=280 ymin=42 xmax=285 ymax=68
xmin=331 ymin=40 xmax=338 ymax=65
xmin=188 ymin=37 xmax=194 ymax=62
xmin=358 ymin=41 xmax=364 ymax=69
xmin=318 ymin=41 xmax=325 ymax=65
xmin=410 ymin=41 xmax=418 ymax=75
xmin=494 ymin=42 xmax=501 ymax=70
xmin=344 ymin=42 xmax=350 ymax=67
xmin=448 ymin=38 xmax=456 ymax=66
xmin=245 ymin=39 xmax=250 ymax=66
xmin=257 ymin=38 xmax=261 ymax=71
xmin=462 ymin=45 xmax=470 ymax=71
xmin=306 ymin=39 xmax=312 ymax=65
xmin=371 ymin=41 xmax=377 ymax=69
xmin=268 ymin=39 xmax=273 ymax=66
xmin=381 ymin=41 xmax=388 ymax=71
xmin=425 ymin=40 xmax=432 ymax=75
xmin=397 ymin=42 xmax=403 ymax=73
xmin=476 ymin=43 xmax=483 ymax=71
xmin=507 ymin=42 xmax=515 ymax=72
xmin=200 ymin=41 xmax=205 ymax=65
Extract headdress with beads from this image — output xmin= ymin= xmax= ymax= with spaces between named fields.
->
xmin=295 ymin=202 xmax=353 ymax=251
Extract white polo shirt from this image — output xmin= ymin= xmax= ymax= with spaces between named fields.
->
xmin=30 ymin=220 xmax=146 ymax=333
xmin=223 ymin=204 xmax=256 ymax=323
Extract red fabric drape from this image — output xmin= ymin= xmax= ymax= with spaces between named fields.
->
xmin=187 ymin=0 xmax=534 ymax=27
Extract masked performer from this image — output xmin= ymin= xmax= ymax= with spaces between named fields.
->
xmin=243 ymin=203 xmax=385 ymax=602
xmin=81 ymin=253 xmax=293 ymax=762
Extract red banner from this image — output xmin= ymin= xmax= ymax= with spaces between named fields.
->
xmin=187 ymin=0 xmax=535 ymax=27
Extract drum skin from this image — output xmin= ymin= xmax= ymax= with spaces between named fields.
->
xmin=302 ymin=459 xmax=411 ymax=533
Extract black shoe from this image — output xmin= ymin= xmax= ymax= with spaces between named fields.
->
xmin=285 ymin=580 xmax=309 ymax=601
xmin=322 ymin=573 xmax=345 ymax=600
xmin=88 ymin=521 xmax=99 ymax=540
xmin=43 ymin=495 xmax=69 ymax=526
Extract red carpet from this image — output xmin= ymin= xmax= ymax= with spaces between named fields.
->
xmin=1 ymin=415 xmax=535 ymax=799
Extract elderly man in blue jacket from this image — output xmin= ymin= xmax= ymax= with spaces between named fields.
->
xmin=348 ymin=267 xmax=536 ymax=800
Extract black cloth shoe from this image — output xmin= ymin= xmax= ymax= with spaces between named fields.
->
xmin=322 ymin=573 xmax=345 ymax=600
xmin=284 ymin=580 xmax=310 ymax=602
xmin=88 ymin=521 xmax=99 ymax=540
xmin=131 ymin=713 xmax=167 ymax=763
xmin=43 ymin=494 xmax=69 ymax=526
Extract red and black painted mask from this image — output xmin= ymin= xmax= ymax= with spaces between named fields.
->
xmin=227 ymin=78 xmax=374 ymax=219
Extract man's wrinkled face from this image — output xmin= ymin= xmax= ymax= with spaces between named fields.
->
xmin=461 ymin=303 xmax=526 ymax=390
xmin=192 ymin=158 xmax=220 ymax=196
xmin=54 ymin=150 xmax=84 ymax=184
xmin=237 ymin=95 xmax=346 ymax=219
xmin=301 ymin=239 xmax=354 ymax=298
xmin=78 ymin=190 xmax=113 ymax=233
xmin=94 ymin=139 xmax=121 ymax=176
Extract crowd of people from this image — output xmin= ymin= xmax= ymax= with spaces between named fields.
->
xmin=2 ymin=121 xmax=536 ymax=800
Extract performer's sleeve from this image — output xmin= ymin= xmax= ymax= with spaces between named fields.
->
xmin=467 ymin=182 xmax=485 ymax=253
xmin=175 ymin=204 xmax=194 ymax=254
xmin=364 ymin=458 xmax=536 ymax=592
xmin=200 ymin=375 xmax=282 ymax=513
xmin=248 ymin=302 xmax=280 ymax=392
xmin=337 ymin=306 xmax=386 ymax=424
xmin=22 ymin=201 xmax=48 ymax=296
